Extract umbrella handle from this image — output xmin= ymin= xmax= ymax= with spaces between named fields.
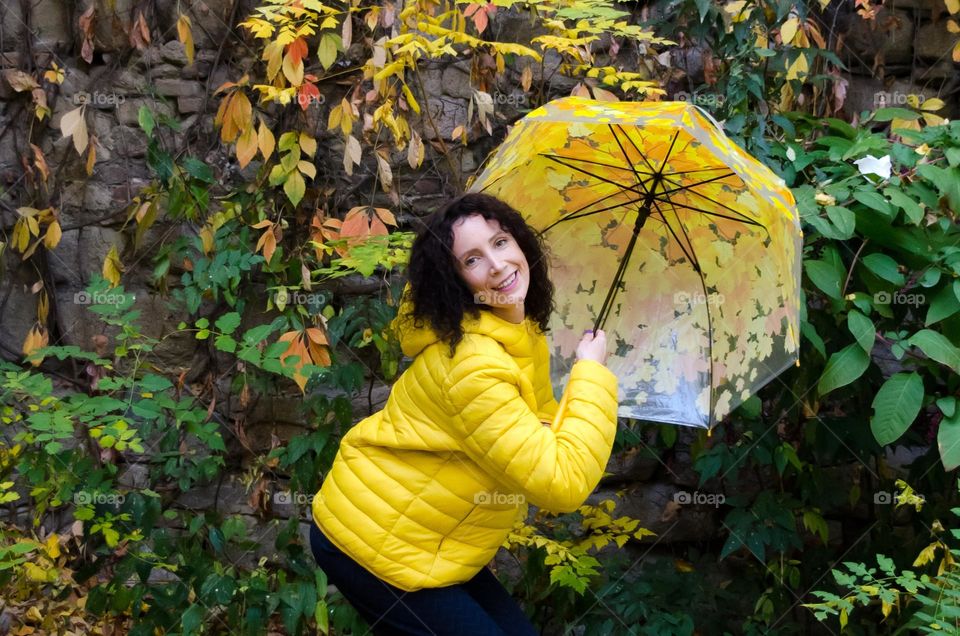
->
xmin=550 ymin=390 xmax=570 ymax=433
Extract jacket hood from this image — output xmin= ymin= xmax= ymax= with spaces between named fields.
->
xmin=392 ymin=287 xmax=542 ymax=360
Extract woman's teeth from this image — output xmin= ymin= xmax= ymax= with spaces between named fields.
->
xmin=495 ymin=272 xmax=516 ymax=290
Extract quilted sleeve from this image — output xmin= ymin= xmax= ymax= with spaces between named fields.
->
xmin=445 ymin=355 xmax=619 ymax=513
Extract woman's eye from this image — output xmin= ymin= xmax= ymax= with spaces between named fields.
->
xmin=495 ymin=238 xmax=508 ymax=247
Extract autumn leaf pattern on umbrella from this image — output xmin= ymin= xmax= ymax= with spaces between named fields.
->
xmin=471 ymin=97 xmax=801 ymax=428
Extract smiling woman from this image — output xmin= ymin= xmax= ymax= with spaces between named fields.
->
xmin=308 ymin=193 xmax=615 ymax=635
xmin=452 ymin=215 xmax=531 ymax=323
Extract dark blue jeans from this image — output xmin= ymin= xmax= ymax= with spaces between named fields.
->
xmin=309 ymin=523 xmax=539 ymax=635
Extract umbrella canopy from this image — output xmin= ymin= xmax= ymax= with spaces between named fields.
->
xmin=470 ymin=97 xmax=801 ymax=428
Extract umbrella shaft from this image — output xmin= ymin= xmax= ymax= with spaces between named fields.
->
xmin=593 ymin=198 xmax=654 ymax=332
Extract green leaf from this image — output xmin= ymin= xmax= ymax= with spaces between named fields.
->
xmin=853 ymin=191 xmax=894 ymax=217
xmin=825 ymin=206 xmax=855 ymax=238
xmin=195 ymin=318 xmax=209 ymax=329
xmin=138 ymin=106 xmax=155 ymax=137
xmin=847 ymin=310 xmax=875 ymax=352
xmin=215 ymin=334 xmax=237 ymax=353
xmin=883 ymin=186 xmax=923 ymax=225
xmin=181 ymin=604 xmax=204 ymax=635
xmin=318 ymin=33 xmax=339 ymax=70
xmin=870 ymin=372 xmax=923 ymax=446
xmin=862 ymin=253 xmax=905 ymax=285
xmin=818 ymin=344 xmax=870 ymax=396
xmin=872 ymin=108 xmax=920 ymax=122
xmin=909 ymin=329 xmax=960 ymax=373
xmin=925 ymin=285 xmax=960 ymax=326
xmin=938 ymin=410 xmax=960 ymax=471
xmin=215 ymin=312 xmax=242 ymax=335
xmin=937 ymin=396 xmax=956 ymax=417
xmin=805 ymin=259 xmax=843 ymax=299
xmin=284 ymin=170 xmax=306 ymax=206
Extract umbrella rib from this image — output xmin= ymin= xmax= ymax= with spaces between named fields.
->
xmin=648 ymin=190 xmax=769 ymax=231
xmin=650 ymin=196 xmax=767 ymax=229
xmin=543 ymin=155 xmax=653 ymax=196
xmin=543 ymin=195 xmax=646 ymax=232
xmin=658 ymin=172 xmax=739 ymax=195
xmin=540 ymin=153 xmax=661 ymax=177
xmin=650 ymin=201 xmax=701 ymax=273
xmin=612 ymin=124 xmax=659 ymax=176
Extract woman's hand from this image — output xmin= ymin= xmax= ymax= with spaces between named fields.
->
xmin=575 ymin=329 xmax=608 ymax=365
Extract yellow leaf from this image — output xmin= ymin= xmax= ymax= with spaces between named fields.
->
xmin=43 ymin=221 xmax=61 ymax=249
xmin=177 ymin=14 xmax=195 ymax=65
xmin=59 ymin=106 xmax=88 ymax=155
xmin=955 ymin=41 xmax=960 ymax=63
xmin=103 ymin=245 xmax=123 ymax=288
xmin=913 ymin=541 xmax=940 ymax=567
xmin=921 ymin=98 xmax=945 ymax=111
xmin=344 ymin=135 xmax=361 ymax=175
xmin=85 ymin=140 xmax=96 ymax=175
xmin=43 ymin=63 xmax=64 ymax=85
xmin=298 ymin=160 xmax=317 ymax=179
xmin=881 ymin=599 xmax=893 ymax=618
xmin=780 ymin=17 xmax=800 ymax=45
xmin=44 ymin=534 xmax=60 ymax=559
xmin=946 ymin=0 xmax=960 ymax=14
xmin=401 ymin=82 xmax=420 ymax=114
xmin=327 ymin=103 xmax=343 ymax=131
xmin=785 ymin=53 xmax=808 ymax=81
xmin=22 ymin=326 xmax=48 ymax=367
xmin=264 ymin=40 xmax=284 ymax=82
xmin=299 ymin=133 xmax=317 ymax=157
xmin=521 ymin=66 xmax=533 ymax=92
xmin=199 ymin=225 xmax=214 ymax=255
xmin=258 ymin=121 xmax=275 ymax=161
xmin=282 ymin=53 xmax=304 ymax=86
xmin=948 ymin=19 xmax=960 ymax=32
xmin=236 ymin=126 xmax=258 ymax=169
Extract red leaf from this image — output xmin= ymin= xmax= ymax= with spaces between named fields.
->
xmin=287 ymin=37 xmax=308 ymax=67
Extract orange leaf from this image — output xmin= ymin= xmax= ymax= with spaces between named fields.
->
xmin=79 ymin=5 xmax=96 ymax=63
xmin=22 ymin=326 xmax=48 ymax=367
xmin=374 ymin=207 xmax=397 ymax=226
xmin=278 ymin=331 xmax=310 ymax=391
xmin=236 ymin=126 xmax=258 ymax=168
xmin=287 ymin=37 xmax=308 ymax=67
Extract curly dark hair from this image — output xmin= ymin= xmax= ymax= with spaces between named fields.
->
xmin=404 ymin=193 xmax=555 ymax=354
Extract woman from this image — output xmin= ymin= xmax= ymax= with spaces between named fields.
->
xmin=309 ymin=193 xmax=619 ymax=635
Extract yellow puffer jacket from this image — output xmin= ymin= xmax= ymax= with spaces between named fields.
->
xmin=312 ymin=302 xmax=619 ymax=591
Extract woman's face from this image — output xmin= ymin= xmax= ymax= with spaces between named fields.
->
xmin=451 ymin=215 xmax=530 ymax=324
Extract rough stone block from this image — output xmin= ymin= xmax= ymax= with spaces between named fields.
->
xmin=160 ymin=40 xmax=190 ymax=66
xmin=178 ymin=96 xmax=206 ymax=114
xmin=842 ymin=8 xmax=914 ymax=68
xmin=48 ymin=229 xmax=83 ymax=286
xmin=146 ymin=64 xmax=182 ymax=80
xmin=917 ymin=21 xmax=960 ymax=60
xmin=117 ymin=98 xmax=174 ymax=126
xmin=441 ymin=61 xmax=473 ymax=99
xmin=0 ymin=0 xmax=70 ymax=53
xmin=153 ymin=79 xmax=204 ymax=97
